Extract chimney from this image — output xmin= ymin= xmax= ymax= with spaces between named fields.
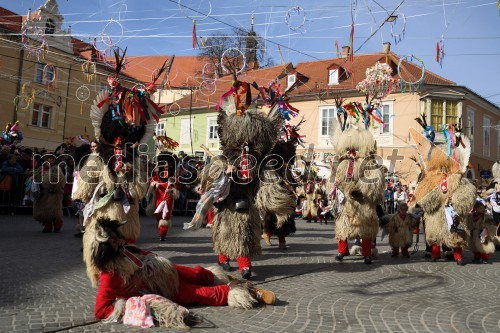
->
xmin=383 ymin=42 xmax=391 ymax=53
xmin=342 ymin=46 xmax=351 ymax=59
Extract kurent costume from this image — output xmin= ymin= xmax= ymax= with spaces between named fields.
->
xmin=90 ymin=218 xmax=276 ymax=329
xmin=333 ymin=126 xmax=384 ymax=264
xmin=409 ymin=127 xmax=476 ymax=265
xmin=468 ymin=200 xmax=495 ymax=263
xmin=184 ymin=80 xmax=297 ymax=279
xmin=385 ymin=203 xmax=419 ymax=257
xmin=72 ymin=50 xmax=163 ymax=286
xmin=33 ymin=155 xmax=66 ymax=232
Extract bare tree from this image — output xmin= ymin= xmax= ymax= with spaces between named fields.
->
xmin=198 ymin=28 xmax=274 ymax=78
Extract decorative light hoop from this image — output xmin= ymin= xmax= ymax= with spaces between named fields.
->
xmin=93 ymin=33 xmax=113 ymax=55
xmin=390 ymin=13 xmax=406 ymax=42
xmin=164 ymin=68 xmax=178 ymax=85
xmin=169 ymin=102 xmax=180 ymax=116
xmin=285 ymin=6 xmax=307 ymax=32
xmin=397 ymin=54 xmax=425 ymax=85
xmin=199 ymin=79 xmax=216 ymax=96
xmin=21 ymin=26 xmax=47 ymax=58
xmin=82 ymin=60 xmax=96 ymax=81
xmin=76 ymin=85 xmax=91 ymax=101
xmin=101 ymin=19 xmax=124 ymax=45
xmin=178 ymin=0 xmax=212 ymax=21
xmin=20 ymin=95 xmax=32 ymax=110
xmin=43 ymin=64 xmax=56 ymax=84
xmin=220 ymin=47 xmax=246 ymax=76
xmin=202 ymin=62 xmax=218 ymax=81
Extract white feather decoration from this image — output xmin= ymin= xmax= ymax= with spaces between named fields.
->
xmin=89 ymin=89 xmax=110 ymax=138
xmin=220 ymin=94 xmax=236 ymax=115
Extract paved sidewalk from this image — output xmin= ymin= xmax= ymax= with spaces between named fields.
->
xmin=0 ymin=213 xmax=499 ymax=333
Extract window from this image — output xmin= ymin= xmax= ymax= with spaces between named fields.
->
xmin=208 ymin=118 xmax=218 ymax=140
xmin=35 ymin=63 xmax=55 ymax=84
xmin=180 ymin=118 xmax=193 ymax=145
xmin=155 ymin=122 xmax=165 ymax=136
xmin=320 ymin=107 xmax=336 ymax=136
xmin=445 ymin=100 xmax=458 ymax=125
xmin=483 ymin=117 xmax=491 ymax=157
xmin=287 ymin=74 xmax=296 ymax=89
xmin=32 ymin=103 xmax=51 ymax=128
xmin=328 ymin=69 xmax=339 ymax=85
xmin=430 ymin=99 xmax=443 ymax=130
xmin=45 ymin=19 xmax=55 ymax=35
xmin=380 ymin=104 xmax=391 ymax=134
xmin=466 ymin=108 xmax=474 ymax=153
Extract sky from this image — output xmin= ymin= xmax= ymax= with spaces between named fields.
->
xmin=3 ymin=0 xmax=500 ymax=106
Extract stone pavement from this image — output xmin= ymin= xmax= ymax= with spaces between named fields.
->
xmin=0 ymin=213 xmax=499 ymax=333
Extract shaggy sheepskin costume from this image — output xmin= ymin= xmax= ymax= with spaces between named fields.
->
xmin=468 ymin=200 xmax=495 ymax=263
xmin=184 ymin=81 xmax=296 ymax=279
xmin=33 ymin=157 xmax=66 ymax=232
xmin=409 ymin=128 xmax=476 ymax=265
xmin=73 ymin=49 xmax=164 ymax=286
xmin=385 ymin=203 xmax=419 ymax=257
xmin=91 ymin=218 xmax=275 ymax=329
xmin=332 ymin=126 xmax=384 ymax=264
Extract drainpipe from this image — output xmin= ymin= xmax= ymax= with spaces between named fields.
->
xmin=62 ymin=63 xmax=72 ymax=140
xmin=13 ymin=48 xmax=25 ymax=123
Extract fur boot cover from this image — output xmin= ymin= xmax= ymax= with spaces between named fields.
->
xmin=33 ymin=164 xmax=66 ymax=225
xmin=410 ymin=129 xmax=476 ymax=249
xmin=332 ymin=126 xmax=385 ymax=241
xmin=194 ymin=91 xmax=297 ymax=259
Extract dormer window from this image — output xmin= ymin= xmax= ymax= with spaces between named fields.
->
xmin=287 ymin=74 xmax=296 ymax=89
xmin=45 ymin=19 xmax=55 ymax=34
xmin=328 ymin=69 xmax=339 ymax=85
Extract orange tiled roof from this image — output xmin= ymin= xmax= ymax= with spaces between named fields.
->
xmin=0 ymin=7 xmax=22 ymax=32
xmin=122 ymin=55 xmax=208 ymax=88
xmin=169 ymin=62 xmax=293 ymax=110
xmin=171 ymin=52 xmax=455 ymax=111
xmin=290 ymin=52 xmax=454 ymax=95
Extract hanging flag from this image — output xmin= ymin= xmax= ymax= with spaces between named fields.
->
xmin=192 ymin=20 xmax=198 ymax=49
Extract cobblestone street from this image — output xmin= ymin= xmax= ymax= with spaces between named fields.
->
xmin=0 ymin=213 xmax=499 ymax=333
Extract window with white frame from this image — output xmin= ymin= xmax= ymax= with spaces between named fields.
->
xmin=483 ymin=116 xmax=491 ymax=157
xmin=328 ymin=69 xmax=339 ymax=85
xmin=180 ymin=118 xmax=193 ymax=145
xmin=287 ymin=74 xmax=296 ymax=89
xmin=320 ymin=107 xmax=336 ymax=136
xmin=32 ymin=103 xmax=51 ymax=128
xmin=466 ymin=108 xmax=474 ymax=153
xmin=429 ymin=99 xmax=460 ymax=130
xmin=35 ymin=63 xmax=54 ymax=84
xmin=380 ymin=104 xmax=391 ymax=134
xmin=155 ymin=122 xmax=165 ymax=136
xmin=45 ymin=19 xmax=55 ymax=35
xmin=208 ymin=118 xmax=218 ymax=140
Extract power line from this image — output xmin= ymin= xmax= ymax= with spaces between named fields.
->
xmin=169 ymin=0 xmax=320 ymax=61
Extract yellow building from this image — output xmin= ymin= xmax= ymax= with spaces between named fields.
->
xmin=0 ymin=0 xmax=139 ymax=150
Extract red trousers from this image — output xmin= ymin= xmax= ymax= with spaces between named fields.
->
xmin=218 ymin=254 xmax=251 ymax=271
xmin=453 ymin=247 xmax=463 ymax=261
xmin=158 ymin=225 xmax=169 ymax=237
xmin=392 ymin=246 xmax=409 ymax=256
xmin=338 ymin=239 xmax=373 ymax=256
xmin=431 ymin=244 xmax=441 ymax=259
xmin=473 ymin=252 xmax=491 ymax=260
xmin=171 ymin=265 xmax=229 ymax=306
